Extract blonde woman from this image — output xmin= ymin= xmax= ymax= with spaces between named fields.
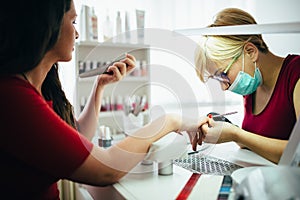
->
xmin=195 ymin=8 xmax=300 ymax=163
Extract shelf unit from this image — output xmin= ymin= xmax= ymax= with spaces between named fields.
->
xmin=74 ymin=41 xmax=150 ymax=132
xmin=174 ymin=21 xmax=300 ymax=127
xmin=175 ymin=21 xmax=300 ymax=36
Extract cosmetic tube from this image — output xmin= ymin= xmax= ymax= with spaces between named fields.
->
xmin=116 ymin=11 xmax=122 ymax=36
xmin=135 ymin=10 xmax=145 ymax=39
xmin=80 ymin=5 xmax=90 ymax=41
xmin=125 ymin=11 xmax=131 ymax=40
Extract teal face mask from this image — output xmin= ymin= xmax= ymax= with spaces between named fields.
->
xmin=228 ymin=53 xmax=263 ymax=95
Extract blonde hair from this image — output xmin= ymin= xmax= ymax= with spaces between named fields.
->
xmin=195 ymin=8 xmax=268 ymax=82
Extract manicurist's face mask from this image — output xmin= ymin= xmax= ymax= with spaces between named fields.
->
xmin=228 ymin=53 xmax=263 ymax=95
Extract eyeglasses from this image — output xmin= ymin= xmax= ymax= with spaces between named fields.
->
xmin=204 ymin=54 xmax=240 ymax=90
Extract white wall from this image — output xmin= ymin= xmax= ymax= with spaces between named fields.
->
xmin=252 ymin=0 xmax=300 ymax=56
xmin=60 ymin=0 xmax=300 ymax=125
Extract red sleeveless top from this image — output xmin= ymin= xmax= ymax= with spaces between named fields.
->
xmin=242 ymin=54 xmax=300 ymax=140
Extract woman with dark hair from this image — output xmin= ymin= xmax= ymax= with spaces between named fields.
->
xmin=0 ymin=0 xmax=207 ymax=199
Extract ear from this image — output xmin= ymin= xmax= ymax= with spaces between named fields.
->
xmin=244 ymin=42 xmax=258 ymax=63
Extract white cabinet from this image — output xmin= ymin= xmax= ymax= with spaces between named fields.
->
xmin=74 ymin=41 xmax=150 ymax=133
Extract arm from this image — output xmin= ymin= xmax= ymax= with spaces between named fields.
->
xmin=202 ymin=121 xmax=287 ymax=164
xmin=76 ymin=54 xmax=136 ymax=140
xmin=240 ymin=78 xmax=300 ymax=163
xmin=69 ymin=114 xmax=209 ymax=186
xmin=293 ymin=79 xmax=300 ymax=120
xmin=234 ymin=126 xmax=287 ymax=164
xmin=202 ymin=79 xmax=300 ymax=164
xmin=2 ymin=79 xmax=208 ymax=187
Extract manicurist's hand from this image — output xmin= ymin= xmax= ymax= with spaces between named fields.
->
xmin=201 ymin=118 xmax=239 ymax=144
xmin=97 ymin=53 xmax=136 ymax=86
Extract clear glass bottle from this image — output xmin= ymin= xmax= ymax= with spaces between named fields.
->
xmin=90 ymin=7 xmax=98 ymax=41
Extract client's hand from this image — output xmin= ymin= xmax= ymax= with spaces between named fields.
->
xmin=177 ymin=116 xmax=210 ymax=151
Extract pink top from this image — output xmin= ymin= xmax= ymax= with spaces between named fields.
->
xmin=242 ymin=55 xmax=300 ymax=140
xmin=0 ymin=76 xmax=94 ymax=199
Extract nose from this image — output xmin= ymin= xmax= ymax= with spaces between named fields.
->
xmin=220 ymin=82 xmax=230 ymax=91
xmin=75 ymin=29 xmax=79 ymax=39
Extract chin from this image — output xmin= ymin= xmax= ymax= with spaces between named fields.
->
xmin=60 ymin=54 xmax=73 ymax=62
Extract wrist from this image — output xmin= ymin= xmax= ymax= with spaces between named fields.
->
xmin=231 ymin=125 xmax=241 ymax=143
xmin=95 ymin=76 xmax=106 ymax=89
xmin=166 ymin=114 xmax=181 ymax=132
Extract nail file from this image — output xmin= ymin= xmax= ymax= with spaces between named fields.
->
xmin=79 ymin=54 xmax=126 ymax=78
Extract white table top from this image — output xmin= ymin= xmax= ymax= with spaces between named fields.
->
xmin=110 ymin=142 xmax=275 ymax=200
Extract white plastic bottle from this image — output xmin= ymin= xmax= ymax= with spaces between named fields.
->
xmin=116 ymin=11 xmax=122 ymax=36
xmin=79 ymin=5 xmax=90 ymax=41
xmin=103 ymin=11 xmax=113 ymax=41
xmin=125 ymin=11 xmax=131 ymax=41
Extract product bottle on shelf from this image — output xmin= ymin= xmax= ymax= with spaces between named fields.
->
xmin=98 ymin=126 xmax=112 ymax=148
xmin=125 ymin=11 xmax=131 ymax=41
xmin=116 ymin=95 xmax=124 ymax=111
xmin=90 ymin=7 xmax=98 ymax=41
xmin=79 ymin=5 xmax=90 ymax=41
xmin=79 ymin=5 xmax=98 ymax=41
xmin=103 ymin=11 xmax=113 ymax=41
xmin=132 ymin=60 xmax=141 ymax=77
xmin=116 ymin=11 xmax=122 ymax=36
xmin=141 ymin=60 xmax=147 ymax=76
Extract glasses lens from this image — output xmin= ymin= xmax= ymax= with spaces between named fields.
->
xmin=203 ymin=71 xmax=211 ymax=82
xmin=220 ymin=72 xmax=230 ymax=83
xmin=211 ymin=70 xmax=229 ymax=83
xmin=205 ymin=69 xmax=230 ymax=88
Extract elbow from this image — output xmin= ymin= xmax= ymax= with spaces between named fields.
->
xmin=268 ymin=153 xmax=282 ymax=164
xmin=93 ymin=171 xmax=125 ymax=187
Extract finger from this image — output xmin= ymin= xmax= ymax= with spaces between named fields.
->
xmin=111 ymin=62 xmax=127 ymax=77
xmin=197 ymin=126 xmax=203 ymax=145
xmin=201 ymin=123 xmax=209 ymax=133
xmin=201 ymin=132 xmax=206 ymax=140
xmin=199 ymin=116 xmax=210 ymax=124
xmin=121 ymin=57 xmax=135 ymax=72
xmin=192 ymin=132 xmax=198 ymax=151
xmin=114 ymin=62 xmax=126 ymax=76
xmin=106 ymin=66 xmax=121 ymax=80
xmin=197 ymin=116 xmax=210 ymax=131
xmin=175 ymin=130 xmax=183 ymax=136
xmin=125 ymin=53 xmax=136 ymax=62
xmin=208 ymin=118 xmax=215 ymax=125
xmin=198 ymin=140 xmax=202 ymax=146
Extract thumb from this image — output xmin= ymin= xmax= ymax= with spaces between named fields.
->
xmin=207 ymin=118 xmax=217 ymax=127
xmin=201 ymin=123 xmax=210 ymax=133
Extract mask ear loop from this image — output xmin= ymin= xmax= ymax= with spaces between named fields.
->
xmin=242 ymin=51 xmax=245 ymax=72
xmin=223 ymin=53 xmax=240 ymax=74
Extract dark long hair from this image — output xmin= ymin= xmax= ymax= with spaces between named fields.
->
xmin=0 ymin=0 xmax=76 ymax=128
xmin=42 ymin=65 xmax=76 ymax=128
xmin=0 ymin=0 xmax=71 ymax=73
